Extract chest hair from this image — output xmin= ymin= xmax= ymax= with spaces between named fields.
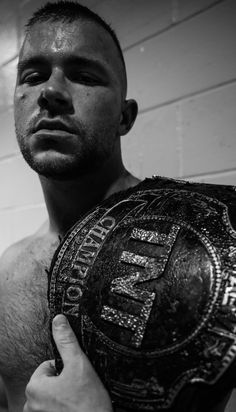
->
xmin=0 ymin=234 xmax=59 ymax=385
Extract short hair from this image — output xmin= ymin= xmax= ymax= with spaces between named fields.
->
xmin=25 ymin=0 xmax=127 ymax=84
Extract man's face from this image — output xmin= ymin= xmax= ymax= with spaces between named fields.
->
xmin=14 ymin=20 xmax=126 ymax=179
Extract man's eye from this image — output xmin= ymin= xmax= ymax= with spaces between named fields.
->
xmin=69 ymin=72 xmax=100 ymax=85
xmin=21 ymin=72 xmax=46 ymax=85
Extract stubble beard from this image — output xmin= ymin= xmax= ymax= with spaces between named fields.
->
xmin=15 ymin=123 xmax=118 ymax=181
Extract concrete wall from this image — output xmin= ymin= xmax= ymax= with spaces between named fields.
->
xmin=0 ymin=1 xmax=236 ymax=408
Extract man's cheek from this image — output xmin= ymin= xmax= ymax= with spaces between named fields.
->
xmin=90 ymin=97 xmax=120 ymax=121
xmin=83 ymin=89 xmax=120 ymax=115
xmin=14 ymin=88 xmax=27 ymax=102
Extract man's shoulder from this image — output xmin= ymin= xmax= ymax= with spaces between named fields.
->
xmin=0 ymin=235 xmax=37 ymax=277
xmin=0 ymin=221 xmax=52 ymax=281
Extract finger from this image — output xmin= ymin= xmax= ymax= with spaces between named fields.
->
xmin=52 ymin=314 xmax=83 ymax=366
xmin=30 ymin=360 xmax=56 ymax=379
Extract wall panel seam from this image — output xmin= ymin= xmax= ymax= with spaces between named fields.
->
xmin=138 ymin=78 xmax=236 ymax=115
xmin=183 ymin=168 xmax=236 ymax=180
xmin=0 ymin=203 xmax=46 ymax=213
xmin=0 ymin=54 xmax=18 ymax=69
xmin=123 ymin=0 xmax=226 ymax=53
xmin=0 ymin=153 xmax=21 ymax=163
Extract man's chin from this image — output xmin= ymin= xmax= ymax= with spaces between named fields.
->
xmin=33 ymin=164 xmax=89 ymax=181
xmin=25 ymin=152 xmax=94 ymax=181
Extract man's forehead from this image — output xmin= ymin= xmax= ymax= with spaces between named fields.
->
xmin=21 ymin=20 xmax=119 ymax=63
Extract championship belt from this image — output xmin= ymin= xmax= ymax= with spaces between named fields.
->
xmin=48 ymin=176 xmax=236 ymax=411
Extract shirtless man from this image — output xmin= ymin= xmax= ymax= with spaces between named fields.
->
xmin=0 ymin=2 xmax=138 ymax=411
xmin=0 ymin=2 xmax=235 ymax=412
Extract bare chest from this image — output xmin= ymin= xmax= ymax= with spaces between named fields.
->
xmin=0 ymin=236 xmax=59 ymax=386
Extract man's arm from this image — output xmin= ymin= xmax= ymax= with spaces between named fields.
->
xmin=23 ymin=315 xmax=113 ymax=412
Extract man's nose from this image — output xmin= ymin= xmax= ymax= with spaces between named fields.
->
xmin=38 ymin=75 xmax=73 ymax=114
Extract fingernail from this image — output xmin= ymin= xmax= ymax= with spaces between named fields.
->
xmin=53 ymin=314 xmax=68 ymax=329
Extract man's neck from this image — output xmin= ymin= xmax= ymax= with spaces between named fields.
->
xmin=39 ymin=162 xmax=140 ymax=237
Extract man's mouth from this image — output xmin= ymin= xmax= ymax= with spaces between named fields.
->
xmin=34 ymin=119 xmax=76 ymax=135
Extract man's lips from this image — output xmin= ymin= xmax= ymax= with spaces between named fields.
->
xmin=34 ymin=119 xmax=76 ymax=134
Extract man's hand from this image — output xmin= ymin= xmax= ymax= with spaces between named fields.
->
xmin=23 ymin=314 xmax=113 ymax=412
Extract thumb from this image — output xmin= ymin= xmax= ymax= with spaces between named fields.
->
xmin=30 ymin=360 xmax=56 ymax=379
xmin=52 ymin=314 xmax=83 ymax=367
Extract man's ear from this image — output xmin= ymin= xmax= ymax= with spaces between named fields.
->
xmin=119 ymin=99 xmax=138 ymax=136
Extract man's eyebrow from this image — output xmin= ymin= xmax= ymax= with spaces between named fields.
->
xmin=17 ymin=56 xmax=48 ymax=73
xmin=65 ymin=56 xmax=109 ymax=74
